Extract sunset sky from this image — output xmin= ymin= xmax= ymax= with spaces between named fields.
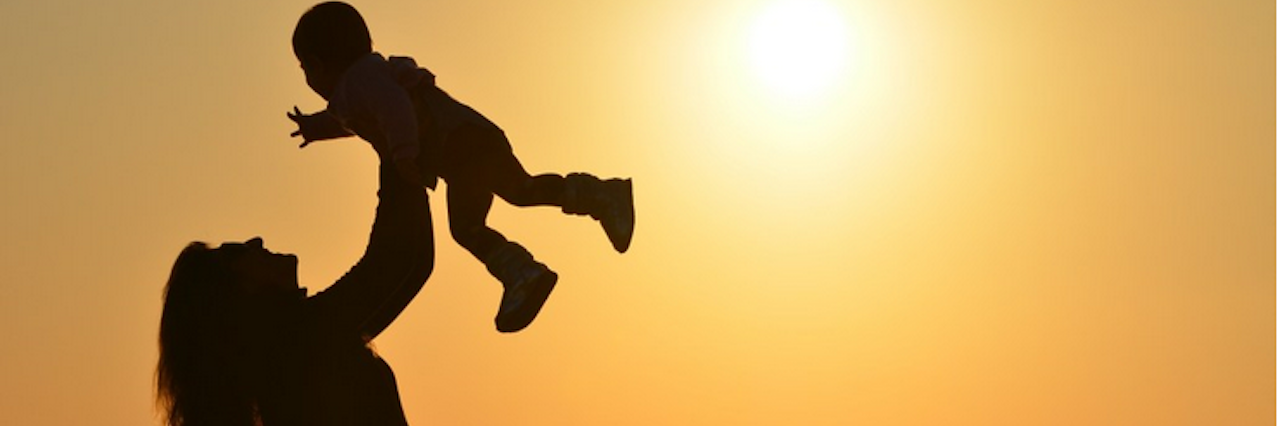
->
xmin=0 ymin=0 xmax=1274 ymax=425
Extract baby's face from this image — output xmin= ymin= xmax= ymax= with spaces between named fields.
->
xmin=299 ymin=59 xmax=336 ymax=100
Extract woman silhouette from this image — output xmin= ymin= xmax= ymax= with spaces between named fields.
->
xmin=156 ymin=159 xmax=434 ymax=426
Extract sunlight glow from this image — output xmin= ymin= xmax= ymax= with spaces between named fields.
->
xmin=747 ymin=0 xmax=850 ymax=100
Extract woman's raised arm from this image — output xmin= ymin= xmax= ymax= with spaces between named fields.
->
xmin=306 ymin=161 xmax=434 ymax=340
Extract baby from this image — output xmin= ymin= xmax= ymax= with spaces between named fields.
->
xmin=287 ymin=2 xmax=634 ymax=333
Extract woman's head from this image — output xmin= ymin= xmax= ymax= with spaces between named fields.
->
xmin=156 ymin=238 xmax=299 ymax=426
xmin=218 ymin=237 xmax=300 ymax=294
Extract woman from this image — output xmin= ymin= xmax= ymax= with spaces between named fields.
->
xmin=156 ymin=161 xmax=434 ymax=426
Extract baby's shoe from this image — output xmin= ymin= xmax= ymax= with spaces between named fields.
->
xmin=486 ymin=242 xmax=559 ymax=333
xmin=563 ymin=173 xmax=635 ymax=253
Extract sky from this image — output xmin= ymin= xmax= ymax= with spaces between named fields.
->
xmin=0 ymin=0 xmax=1274 ymax=425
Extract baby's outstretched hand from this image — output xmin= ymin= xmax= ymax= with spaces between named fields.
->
xmin=288 ymin=106 xmax=351 ymax=148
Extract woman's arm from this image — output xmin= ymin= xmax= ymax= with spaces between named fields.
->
xmin=306 ymin=161 xmax=434 ymax=340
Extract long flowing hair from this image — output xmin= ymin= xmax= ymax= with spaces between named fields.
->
xmin=156 ymin=242 xmax=260 ymax=426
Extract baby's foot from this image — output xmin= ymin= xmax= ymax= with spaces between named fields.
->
xmin=564 ymin=173 xmax=635 ymax=253
xmin=494 ymin=263 xmax=558 ymax=333
xmin=487 ymin=243 xmax=558 ymax=333
xmin=597 ymin=178 xmax=635 ymax=253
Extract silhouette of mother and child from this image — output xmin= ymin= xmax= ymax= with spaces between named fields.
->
xmin=156 ymin=3 xmax=635 ymax=425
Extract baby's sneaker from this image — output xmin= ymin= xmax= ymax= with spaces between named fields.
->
xmin=564 ymin=173 xmax=635 ymax=253
xmin=487 ymin=243 xmax=559 ymax=333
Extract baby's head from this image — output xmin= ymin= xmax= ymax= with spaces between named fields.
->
xmin=292 ymin=2 xmax=372 ymax=98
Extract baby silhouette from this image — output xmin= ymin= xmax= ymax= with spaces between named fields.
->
xmin=287 ymin=2 xmax=635 ymax=332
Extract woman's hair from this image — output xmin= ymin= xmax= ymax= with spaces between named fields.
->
xmin=292 ymin=1 xmax=373 ymax=70
xmin=156 ymin=242 xmax=260 ymax=426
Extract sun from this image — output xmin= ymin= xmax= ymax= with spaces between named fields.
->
xmin=747 ymin=0 xmax=850 ymax=100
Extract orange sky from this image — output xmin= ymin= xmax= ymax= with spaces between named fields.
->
xmin=0 ymin=0 xmax=1273 ymax=425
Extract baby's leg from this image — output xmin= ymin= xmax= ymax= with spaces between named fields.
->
xmin=446 ymin=181 xmax=504 ymax=260
xmin=447 ymin=181 xmax=557 ymax=333
xmin=483 ymin=149 xmax=565 ymax=208
xmin=484 ymin=148 xmax=634 ymax=252
xmin=461 ymin=126 xmax=635 ymax=252
xmin=444 ymin=124 xmax=564 ymax=207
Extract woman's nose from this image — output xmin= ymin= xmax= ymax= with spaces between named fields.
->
xmin=247 ymin=237 xmax=264 ymax=249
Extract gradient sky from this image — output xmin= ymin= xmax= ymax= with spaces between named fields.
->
xmin=0 ymin=0 xmax=1274 ymax=425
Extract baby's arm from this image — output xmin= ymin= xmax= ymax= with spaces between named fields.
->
xmin=288 ymin=107 xmax=354 ymax=147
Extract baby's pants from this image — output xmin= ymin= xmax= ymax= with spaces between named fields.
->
xmin=435 ymin=124 xmax=565 ymax=261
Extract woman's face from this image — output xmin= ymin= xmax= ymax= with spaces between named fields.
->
xmin=217 ymin=237 xmax=299 ymax=295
